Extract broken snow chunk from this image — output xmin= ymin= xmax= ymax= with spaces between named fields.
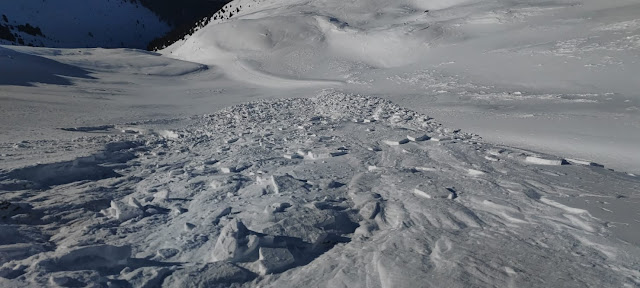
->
xmin=525 ymin=156 xmax=566 ymax=166
xmin=271 ymin=175 xmax=308 ymax=194
xmin=258 ymin=247 xmax=296 ymax=275
xmin=367 ymin=145 xmax=382 ymax=152
xmin=485 ymin=155 xmax=499 ymax=162
xmin=383 ymin=138 xmax=409 ymax=146
xmin=283 ymin=154 xmax=302 ymax=160
xmin=414 ymin=166 xmax=436 ymax=172
xmin=211 ymin=220 xmax=259 ymax=262
xmin=108 ymin=200 xmax=143 ymax=221
xmin=220 ymin=167 xmax=235 ymax=174
xmin=566 ymin=158 xmax=604 ymax=167
xmin=407 ymin=134 xmax=430 ymax=142
xmin=368 ymin=165 xmax=379 ymax=171
xmin=184 ymin=223 xmax=196 ymax=231
xmin=363 ymin=118 xmax=376 ymax=123
xmin=468 ymin=169 xmax=486 ymax=176
xmin=329 ymin=151 xmax=348 ymax=157
xmin=226 ymin=137 xmax=239 ymax=144
xmin=267 ymin=202 xmax=291 ymax=213
xmin=153 ymin=190 xmax=169 ymax=202
xmin=413 ymin=184 xmax=455 ymax=199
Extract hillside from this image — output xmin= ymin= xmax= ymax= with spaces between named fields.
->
xmin=0 ymin=0 xmax=170 ymax=48
xmin=0 ymin=0 xmax=639 ymax=287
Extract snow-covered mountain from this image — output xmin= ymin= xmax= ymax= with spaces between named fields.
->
xmin=0 ymin=0 xmax=639 ymax=287
xmin=0 ymin=0 xmax=171 ymax=48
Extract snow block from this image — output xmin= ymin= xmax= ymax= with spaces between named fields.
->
xmin=407 ymin=134 xmax=430 ymax=142
xmin=283 ymin=154 xmax=302 ymax=160
xmin=566 ymin=158 xmax=604 ymax=167
xmin=258 ymin=247 xmax=296 ymax=275
xmin=211 ymin=220 xmax=259 ymax=262
xmin=383 ymin=138 xmax=410 ymax=146
xmin=270 ymin=175 xmax=308 ymax=194
xmin=108 ymin=200 xmax=143 ymax=221
xmin=525 ymin=156 xmax=566 ymax=166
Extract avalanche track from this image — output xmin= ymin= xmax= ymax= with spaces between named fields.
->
xmin=0 ymin=94 xmax=638 ymax=287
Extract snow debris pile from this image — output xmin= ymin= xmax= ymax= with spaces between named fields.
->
xmin=0 ymin=93 xmax=639 ymax=287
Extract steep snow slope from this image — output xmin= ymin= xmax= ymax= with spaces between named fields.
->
xmin=0 ymin=0 xmax=170 ymax=48
xmin=0 ymin=94 xmax=639 ymax=287
xmin=166 ymin=0 xmax=640 ymax=173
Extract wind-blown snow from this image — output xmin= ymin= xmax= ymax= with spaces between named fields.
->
xmin=1 ymin=0 xmax=640 ymax=287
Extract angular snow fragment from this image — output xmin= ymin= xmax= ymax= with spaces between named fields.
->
xmin=271 ymin=175 xmax=308 ymax=194
xmin=383 ymin=138 xmax=409 ymax=146
xmin=468 ymin=169 xmax=486 ymax=176
xmin=211 ymin=220 xmax=259 ymax=262
xmin=283 ymin=154 xmax=302 ymax=160
xmin=407 ymin=134 xmax=430 ymax=142
xmin=184 ymin=223 xmax=196 ymax=231
xmin=153 ymin=190 xmax=169 ymax=202
xmin=258 ymin=247 xmax=296 ymax=275
xmin=413 ymin=184 xmax=455 ymax=199
xmin=525 ymin=156 xmax=566 ymax=166
xmin=414 ymin=166 xmax=436 ymax=172
xmin=367 ymin=145 xmax=382 ymax=152
xmin=108 ymin=200 xmax=143 ymax=221
xmin=566 ymin=158 xmax=604 ymax=167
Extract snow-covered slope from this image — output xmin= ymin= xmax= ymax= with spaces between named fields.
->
xmin=165 ymin=0 xmax=640 ymax=173
xmin=0 ymin=0 xmax=640 ymax=287
xmin=0 ymin=0 xmax=170 ymax=48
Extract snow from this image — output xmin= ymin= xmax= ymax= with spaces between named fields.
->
xmin=1 ymin=0 xmax=640 ymax=287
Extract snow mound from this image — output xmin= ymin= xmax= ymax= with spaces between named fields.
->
xmin=0 ymin=93 xmax=638 ymax=287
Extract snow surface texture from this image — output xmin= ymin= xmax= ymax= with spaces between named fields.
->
xmin=0 ymin=94 xmax=639 ymax=287
xmin=165 ymin=0 xmax=640 ymax=173
xmin=0 ymin=0 xmax=170 ymax=48
xmin=1 ymin=0 xmax=640 ymax=286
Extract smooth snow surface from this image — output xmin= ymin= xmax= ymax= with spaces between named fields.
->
xmin=1 ymin=0 xmax=640 ymax=287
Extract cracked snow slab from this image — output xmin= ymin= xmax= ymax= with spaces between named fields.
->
xmin=0 ymin=93 xmax=638 ymax=287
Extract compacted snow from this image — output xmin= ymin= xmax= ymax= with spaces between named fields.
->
xmin=1 ymin=0 xmax=640 ymax=287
